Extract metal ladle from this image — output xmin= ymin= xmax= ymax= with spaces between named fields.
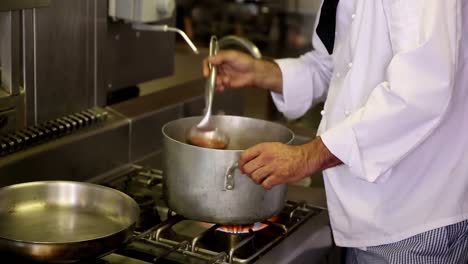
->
xmin=187 ymin=36 xmax=229 ymax=149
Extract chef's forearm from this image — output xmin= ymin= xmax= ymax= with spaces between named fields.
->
xmin=301 ymin=137 xmax=342 ymax=175
xmin=254 ymin=59 xmax=283 ymax=94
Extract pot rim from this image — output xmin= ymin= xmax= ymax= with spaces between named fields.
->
xmin=162 ymin=115 xmax=295 ymax=152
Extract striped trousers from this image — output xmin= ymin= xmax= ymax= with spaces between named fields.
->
xmin=346 ymin=219 xmax=468 ymax=264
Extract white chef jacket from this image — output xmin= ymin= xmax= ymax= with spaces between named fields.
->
xmin=272 ymin=0 xmax=468 ymax=247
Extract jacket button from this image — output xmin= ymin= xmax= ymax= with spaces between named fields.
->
xmin=383 ymin=82 xmax=391 ymax=90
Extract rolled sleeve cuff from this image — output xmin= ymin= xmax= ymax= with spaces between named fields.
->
xmin=270 ymin=58 xmax=313 ymax=120
xmin=320 ymin=116 xmax=392 ymax=183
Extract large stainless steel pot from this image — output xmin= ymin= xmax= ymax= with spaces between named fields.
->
xmin=0 ymin=181 xmax=139 ymax=263
xmin=162 ymin=115 xmax=294 ymax=224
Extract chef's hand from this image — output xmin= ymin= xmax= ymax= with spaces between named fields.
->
xmin=203 ymin=50 xmax=283 ymax=93
xmin=239 ymin=137 xmax=342 ymax=190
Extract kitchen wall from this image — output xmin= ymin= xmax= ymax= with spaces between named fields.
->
xmin=138 ymin=0 xmax=323 ymax=121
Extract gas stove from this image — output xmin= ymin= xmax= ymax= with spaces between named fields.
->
xmin=88 ymin=165 xmax=334 ymax=264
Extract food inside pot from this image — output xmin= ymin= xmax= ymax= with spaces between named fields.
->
xmin=187 ymin=136 xmax=227 ymax=149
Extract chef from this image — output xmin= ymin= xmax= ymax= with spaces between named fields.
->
xmin=203 ymin=0 xmax=468 ymax=263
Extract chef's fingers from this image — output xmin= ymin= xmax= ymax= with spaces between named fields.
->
xmin=213 ymin=66 xmax=227 ymax=91
xmin=216 ymin=76 xmax=224 ymax=88
xmin=250 ymin=165 xmax=272 ymax=184
xmin=213 ymin=68 xmax=224 ymax=91
xmin=261 ymin=175 xmax=282 ymax=190
xmin=242 ymin=156 xmax=266 ymax=175
xmin=202 ymin=58 xmax=210 ymax=77
xmin=222 ymin=76 xmax=230 ymax=85
xmin=239 ymin=145 xmax=264 ymax=172
xmin=220 ymin=75 xmax=230 ymax=88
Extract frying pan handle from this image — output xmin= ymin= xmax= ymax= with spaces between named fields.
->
xmin=224 ymin=162 xmax=238 ymax=191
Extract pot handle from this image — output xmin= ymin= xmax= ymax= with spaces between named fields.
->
xmin=224 ymin=162 xmax=238 ymax=191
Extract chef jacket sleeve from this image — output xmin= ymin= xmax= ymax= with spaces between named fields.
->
xmin=320 ymin=0 xmax=458 ymax=182
xmin=271 ymin=12 xmax=334 ymax=120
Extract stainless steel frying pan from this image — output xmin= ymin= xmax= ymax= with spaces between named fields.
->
xmin=0 ymin=181 xmax=139 ymax=263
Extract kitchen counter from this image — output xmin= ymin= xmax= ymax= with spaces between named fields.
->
xmin=288 ymin=185 xmax=327 ymax=209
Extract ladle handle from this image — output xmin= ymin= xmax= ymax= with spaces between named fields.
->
xmin=205 ymin=36 xmax=218 ymax=118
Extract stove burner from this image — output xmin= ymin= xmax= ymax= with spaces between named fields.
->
xmin=211 ymin=231 xmax=253 ymax=255
xmin=131 ymin=193 xmax=155 ymax=207
xmin=130 ymin=193 xmax=161 ymax=232
xmin=216 ymin=216 xmax=279 ymax=234
xmin=102 ymin=166 xmax=164 ymax=232
xmin=95 ymin=165 xmax=326 ymax=264
xmin=78 ymin=259 xmax=110 ymax=264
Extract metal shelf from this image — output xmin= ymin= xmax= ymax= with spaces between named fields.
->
xmin=0 ymin=0 xmax=50 ymax=11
